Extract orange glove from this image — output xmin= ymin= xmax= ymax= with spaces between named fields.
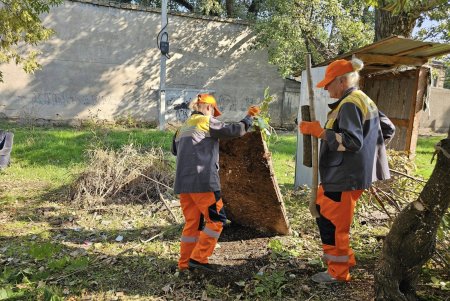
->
xmin=299 ymin=121 xmax=325 ymax=138
xmin=247 ymin=105 xmax=261 ymax=117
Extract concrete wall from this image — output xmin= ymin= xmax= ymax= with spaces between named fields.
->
xmin=281 ymin=79 xmax=301 ymax=128
xmin=0 ymin=0 xmax=287 ymax=126
xmin=420 ymin=87 xmax=450 ymax=133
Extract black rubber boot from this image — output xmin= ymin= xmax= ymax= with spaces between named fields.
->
xmin=188 ymin=259 xmax=216 ymax=272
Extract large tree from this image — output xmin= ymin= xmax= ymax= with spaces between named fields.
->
xmin=368 ymin=0 xmax=449 ymax=41
xmin=375 ymin=129 xmax=450 ymax=301
xmin=249 ymin=0 xmax=448 ymax=76
xmin=0 ymin=0 xmax=62 ymax=82
xmin=252 ymin=0 xmax=374 ymax=76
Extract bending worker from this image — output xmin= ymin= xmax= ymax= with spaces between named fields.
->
xmin=299 ymin=58 xmax=395 ymax=283
xmin=172 ymin=94 xmax=260 ymax=272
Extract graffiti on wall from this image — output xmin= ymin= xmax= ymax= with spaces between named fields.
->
xmin=165 ymin=88 xmax=213 ymax=122
xmin=218 ymin=94 xmax=255 ymax=112
xmin=31 ymin=92 xmax=109 ymax=106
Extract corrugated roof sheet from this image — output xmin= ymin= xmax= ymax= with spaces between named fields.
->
xmin=315 ymin=36 xmax=450 ymax=72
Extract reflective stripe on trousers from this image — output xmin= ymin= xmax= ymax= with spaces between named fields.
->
xmin=178 ymin=191 xmax=226 ymax=269
xmin=315 ymin=185 xmax=362 ymax=281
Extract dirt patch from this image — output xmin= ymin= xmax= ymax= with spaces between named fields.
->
xmin=185 ymin=223 xmax=277 ymax=292
xmin=219 ymin=131 xmax=290 ymax=235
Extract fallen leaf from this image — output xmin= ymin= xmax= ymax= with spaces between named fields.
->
xmin=302 ymin=285 xmax=311 ymax=293
xmin=162 ymin=284 xmax=171 ymax=293
xmin=235 ymin=281 xmax=246 ymax=287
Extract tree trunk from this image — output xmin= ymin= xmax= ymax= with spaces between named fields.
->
xmin=225 ymin=0 xmax=234 ymax=18
xmin=248 ymin=0 xmax=260 ymax=17
xmin=375 ymin=129 xmax=450 ymax=301
xmin=374 ymin=6 xmax=416 ymax=41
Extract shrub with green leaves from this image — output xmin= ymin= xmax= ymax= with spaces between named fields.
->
xmin=253 ymin=87 xmax=277 ymax=144
xmin=0 ymin=0 xmax=63 ymax=82
xmin=252 ymin=270 xmax=287 ymax=299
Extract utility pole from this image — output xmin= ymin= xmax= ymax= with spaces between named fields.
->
xmin=159 ymin=0 xmax=168 ymax=130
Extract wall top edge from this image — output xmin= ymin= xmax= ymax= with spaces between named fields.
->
xmin=68 ymin=0 xmax=251 ymax=25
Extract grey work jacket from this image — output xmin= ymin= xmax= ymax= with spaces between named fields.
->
xmin=319 ymin=88 xmax=395 ymax=192
xmin=171 ymin=112 xmax=252 ymax=194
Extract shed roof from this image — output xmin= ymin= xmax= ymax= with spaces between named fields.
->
xmin=315 ymin=36 xmax=450 ymax=74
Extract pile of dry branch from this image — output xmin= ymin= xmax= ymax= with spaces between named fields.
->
xmin=70 ymin=145 xmax=174 ymax=208
xmin=364 ymin=149 xmax=423 ymax=217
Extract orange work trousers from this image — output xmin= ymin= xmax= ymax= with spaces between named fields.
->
xmin=178 ymin=191 xmax=227 ymax=270
xmin=315 ymin=185 xmax=363 ymax=281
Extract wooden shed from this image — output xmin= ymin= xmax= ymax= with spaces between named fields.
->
xmin=316 ymin=36 xmax=450 ymax=155
xmin=295 ymin=36 xmax=450 ymax=188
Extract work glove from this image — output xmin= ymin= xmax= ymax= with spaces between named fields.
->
xmin=247 ymin=105 xmax=261 ymax=117
xmin=299 ymin=121 xmax=325 ymax=138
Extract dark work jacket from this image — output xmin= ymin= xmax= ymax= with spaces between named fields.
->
xmin=171 ymin=111 xmax=252 ymax=194
xmin=319 ymin=89 xmax=395 ymax=192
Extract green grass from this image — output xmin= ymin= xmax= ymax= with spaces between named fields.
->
xmin=268 ymin=134 xmax=297 ymax=188
xmin=415 ymin=135 xmax=446 ymax=179
xmin=0 ymin=122 xmax=173 ymax=202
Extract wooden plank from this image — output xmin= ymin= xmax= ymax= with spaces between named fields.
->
xmin=405 ymin=69 xmax=421 ymax=156
xmin=301 ymin=105 xmax=312 ymax=167
xmin=389 ymin=117 xmax=409 ymax=127
xmin=219 ymin=131 xmax=290 ymax=235
xmin=356 ymin=54 xmax=427 ymax=66
xmin=395 ymin=44 xmax=433 ymax=56
xmin=315 ymin=36 xmax=400 ymax=67
xmin=422 ymin=48 xmax=450 ymax=58
xmin=354 ymin=36 xmax=400 ymax=53
xmin=363 ymin=69 xmax=417 ymax=80
xmin=389 ymin=126 xmax=408 ymax=151
xmin=362 ymin=68 xmax=418 ymax=152
xmin=305 ymin=54 xmax=320 ymax=218
xmin=409 ymin=67 xmax=429 ymax=156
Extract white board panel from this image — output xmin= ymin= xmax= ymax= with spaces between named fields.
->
xmin=294 ymin=66 xmax=333 ymax=188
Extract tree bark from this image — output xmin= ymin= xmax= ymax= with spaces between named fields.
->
xmin=248 ymin=0 xmax=260 ymax=17
xmin=375 ymin=129 xmax=450 ymax=301
xmin=374 ymin=0 xmax=416 ymax=41
xmin=225 ymin=0 xmax=234 ymax=17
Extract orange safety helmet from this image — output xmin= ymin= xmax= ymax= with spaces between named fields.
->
xmin=316 ymin=59 xmax=355 ymax=88
xmin=197 ymin=94 xmax=222 ymax=117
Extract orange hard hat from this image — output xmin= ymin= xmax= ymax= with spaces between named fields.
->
xmin=316 ymin=59 xmax=354 ymax=88
xmin=197 ymin=94 xmax=222 ymax=117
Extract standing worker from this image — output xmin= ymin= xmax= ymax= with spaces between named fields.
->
xmin=299 ymin=58 xmax=395 ymax=283
xmin=172 ymin=94 xmax=260 ymax=272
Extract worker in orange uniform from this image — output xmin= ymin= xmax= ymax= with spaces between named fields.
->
xmin=299 ymin=58 xmax=395 ymax=283
xmin=172 ymin=94 xmax=260 ymax=272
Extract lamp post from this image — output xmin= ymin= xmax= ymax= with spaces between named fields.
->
xmin=159 ymin=0 xmax=168 ymax=130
